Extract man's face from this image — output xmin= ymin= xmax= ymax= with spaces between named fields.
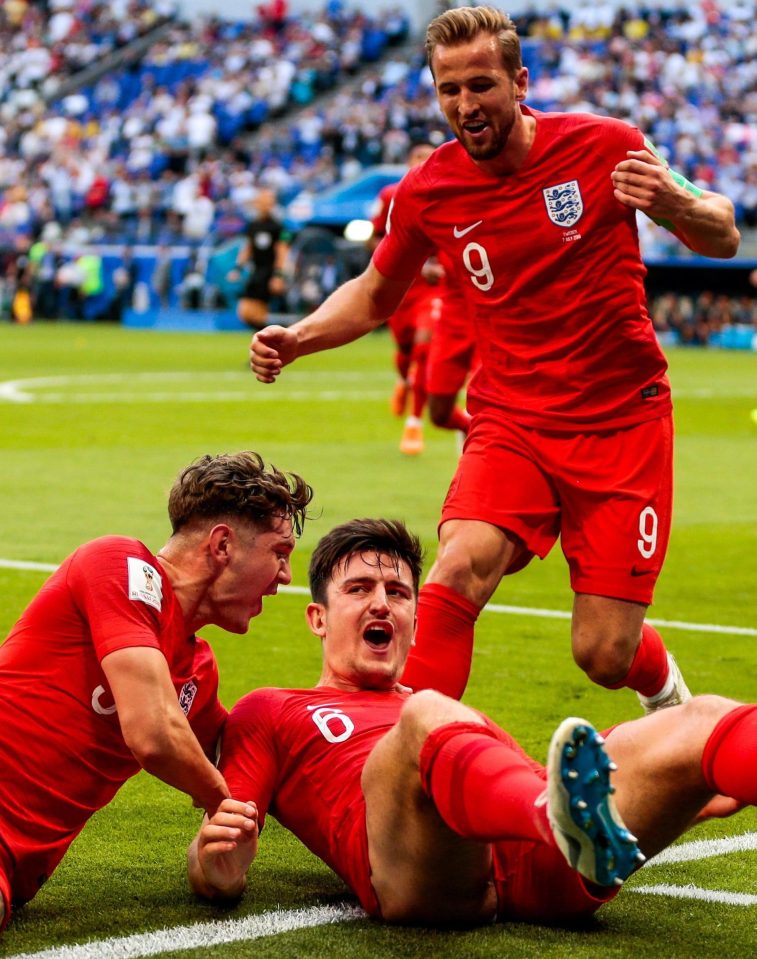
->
xmin=432 ymin=34 xmax=528 ymax=167
xmin=210 ymin=516 xmax=295 ymax=634
xmin=310 ymin=551 xmax=417 ymax=691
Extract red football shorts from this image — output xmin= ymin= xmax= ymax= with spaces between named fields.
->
xmin=493 ymin=836 xmax=618 ymax=922
xmin=440 ymin=412 xmax=674 ymax=604
xmin=426 ymin=290 xmax=478 ymax=396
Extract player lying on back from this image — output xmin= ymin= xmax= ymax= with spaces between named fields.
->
xmin=188 ymin=518 xmax=755 ymax=927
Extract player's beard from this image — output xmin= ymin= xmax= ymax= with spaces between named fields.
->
xmin=457 ymin=115 xmax=513 ymax=163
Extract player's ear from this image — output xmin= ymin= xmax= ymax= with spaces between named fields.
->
xmin=306 ymin=601 xmax=327 ymax=637
xmin=207 ymin=524 xmax=233 ymax=566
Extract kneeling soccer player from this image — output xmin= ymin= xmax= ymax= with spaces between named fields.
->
xmin=188 ymin=518 xmax=755 ymax=926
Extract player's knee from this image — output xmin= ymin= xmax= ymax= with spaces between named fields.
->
xmin=572 ymin=632 xmax=636 ymax=686
xmin=397 ymin=689 xmax=474 ymax=751
xmin=679 ymin=694 xmax=739 ymax=728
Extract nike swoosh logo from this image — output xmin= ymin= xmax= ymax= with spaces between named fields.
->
xmin=630 ymin=567 xmax=653 ymax=577
xmin=453 ymin=220 xmax=483 ymax=238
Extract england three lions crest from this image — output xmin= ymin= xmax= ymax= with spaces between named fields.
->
xmin=543 ymin=180 xmax=583 ymax=228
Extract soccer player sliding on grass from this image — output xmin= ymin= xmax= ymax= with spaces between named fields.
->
xmin=189 ymin=518 xmax=755 ymax=927
xmin=0 ymin=452 xmax=312 ymax=931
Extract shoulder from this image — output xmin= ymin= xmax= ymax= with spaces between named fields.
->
xmin=228 ymin=687 xmax=297 ymax=725
xmin=538 ymin=109 xmax=641 ymax=143
xmin=70 ymin=536 xmax=156 ymax=572
xmin=405 ymin=140 xmax=462 ymax=192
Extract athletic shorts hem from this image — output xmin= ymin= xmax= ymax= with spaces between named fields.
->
xmin=570 ymin=576 xmax=655 ymax=606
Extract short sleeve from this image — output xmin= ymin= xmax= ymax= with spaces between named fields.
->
xmin=372 ymin=169 xmax=435 ymax=282
xmin=220 ymin=690 xmax=282 ymax=826
xmin=66 ymin=538 xmax=164 ymax=662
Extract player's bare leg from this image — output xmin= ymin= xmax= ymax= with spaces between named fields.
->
xmin=572 ymin=594 xmax=691 ymax=712
xmin=362 ymin=691 xmax=498 ymax=925
xmin=402 ymin=520 xmax=526 ymax=697
xmin=571 ymin=594 xmax=648 ymax=686
xmin=426 ymin=519 xmax=523 ymax=608
xmin=604 ymin=696 xmax=749 ymax=857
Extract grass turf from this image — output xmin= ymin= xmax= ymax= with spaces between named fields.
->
xmin=0 ymin=323 xmax=755 ymax=958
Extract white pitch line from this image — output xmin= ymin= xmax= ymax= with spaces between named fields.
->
xmin=631 ymin=884 xmax=757 ymax=907
xmin=13 ymin=390 xmax=388 ymax=404
xmin=6 ymin=903 xmax=365 ymax=959
xmin=0 ymin=371 xmax=393 ymax=403
xmin=1 ymin=561 xmax=754 ymax=637
xmin=646 ymin=832 xmax=757 ymax=866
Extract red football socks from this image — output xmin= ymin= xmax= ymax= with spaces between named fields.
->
xmin=607 ymin=622 xmax=670 ymax=697
xmin=701 ymin=704 xmax=757 ymax=803
xmin=419 ymin=721 xmax=551 ymax=844
xmin=401 ymin=583 xmax=480 ymax=699
xmin=410 ymin=344 xmax=429 ymax=418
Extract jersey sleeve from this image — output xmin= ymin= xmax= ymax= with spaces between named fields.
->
xmin=370 ymin=184 xmax=393 ymax=237
xmin=66 ymin=538 xmax=165 ymax=662
xmin=372 ymin=169 xmax=435 ymax=282
xmin=188 ymin=641 xmax=228 ymax=759
xmin=219 ymin=689 xmax=282 ymax=827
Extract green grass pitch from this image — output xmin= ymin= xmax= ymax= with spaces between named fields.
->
xmin=0 ymin=322 xmax=755 ymax=958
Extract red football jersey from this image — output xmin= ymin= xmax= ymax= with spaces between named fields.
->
xmin=373 ymin=181 xmax=447 ymax=323
xmin=221 ymin=686 xmax=547 ymax=913
xmin=222 ymin=686 xmax=407 ymax=910
xmin=0 ymin=536 xmax=226 ymax=904
xmin=373 ymin=109 xmax=672 ymax=431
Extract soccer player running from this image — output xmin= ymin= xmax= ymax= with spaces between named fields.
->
xmin=370 ymin=141 xmax=440 ymax=455
xmin=188 ymin=518 xmax=756 ymax=927
xmin=250 ymin=7 xmax=740 ymax=707
xmin=0 ymin=452 xmax=312 ymax=930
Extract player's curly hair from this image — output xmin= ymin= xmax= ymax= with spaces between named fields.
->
xmin=308 ymin=518 xmax=424 ymax=604
xmin=425 ymin=6 xmax=521 ymax=76
xmin=168 ymin=452 xmax=313 ymax=536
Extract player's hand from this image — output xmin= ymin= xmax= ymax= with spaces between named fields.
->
xmin=269 ymin=274 xmax=285 ymax=295
xmin=250 ymin=325 xmax=298 ymax=383
xmin=611 ymin=149 xmax=691 ymax=222
xmin=197 ymin=798 xmax=259 ymax=895
xmin=692 ymin=795 xmax=745 ymax=823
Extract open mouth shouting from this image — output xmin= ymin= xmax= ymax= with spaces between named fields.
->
xmin=363 ymin=620 xmax=394 ymax=651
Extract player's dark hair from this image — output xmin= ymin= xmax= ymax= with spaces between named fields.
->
xmin=308 ymin=519 xmax=424 ymax=603
xmin=168 ymin=452 xmax=313 ymax=536
xmin=425 ymin=6 xmax=522 ymax=77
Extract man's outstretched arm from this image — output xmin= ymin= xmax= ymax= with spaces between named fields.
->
xmin=103 ymin=646 xmax=229 ymax=816
xmin=188 ymin=798 xmax=259 ymax=900
xmin=250 ymin=260 xmax=412 ymax=382
xmin=611 ymin=149 xmax=740 ymax=259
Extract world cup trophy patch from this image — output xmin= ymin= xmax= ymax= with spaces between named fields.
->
xmin=543 ymin=180 xmax=584 ymax=228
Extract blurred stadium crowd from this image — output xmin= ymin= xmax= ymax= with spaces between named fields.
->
xmin=0 ymin=0 xmax=755 ymax=340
